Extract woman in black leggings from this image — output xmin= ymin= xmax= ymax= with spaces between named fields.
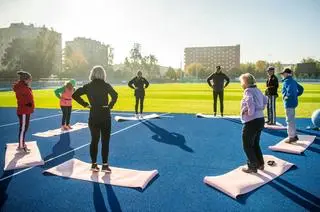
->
xmin=72 ymin=66 xmax=118 ymax=173
xmin=128 ymin=71 xmax=149 ymax=118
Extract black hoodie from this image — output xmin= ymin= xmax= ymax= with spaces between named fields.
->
xmin=72 ymin=79 xmax=118 ymax=122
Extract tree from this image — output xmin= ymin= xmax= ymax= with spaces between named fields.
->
xmin=255 ymin=60 xmax=268 ymax=77
xmin=124 ymin=43 xmax=143 ymax=74
xmin=142 ymin=54 xmax=160 ymax=79
xmin=1 ymin=27 xmax=60 ymax=79
xmin=185 ymin=63 xmax=205 ymax=78
xmin=165 ymin=67 xmax=177 ymax=80
xmin=35 ymin=27 xmax=59 ymax=77
xmin=176 ymin=68 xmax=184 ymax=79
xmin=1 ymin=38 xmax=37 ymax=77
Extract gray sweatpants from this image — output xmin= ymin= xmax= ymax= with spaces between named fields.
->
xmin=285 ymin=108 xmax=296 ymax=138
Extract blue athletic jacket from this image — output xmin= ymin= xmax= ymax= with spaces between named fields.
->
xmin=281 ymin=76 xmax=304 ymax=108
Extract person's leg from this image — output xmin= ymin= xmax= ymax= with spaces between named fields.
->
xmin=140 ymin=96 xmax=144 ymax=114
xmin=101 ymin=118 xmax=111 ymax=164
xmin=267 ymin=96 xmax=271 ymax=123
xmin=18 ymin=114 xmax=30 ymax=150
xmin=101 ymin=118 xmax=112 ymax=172
xmin=89 ymin=121 xmax=100 ymax=164
xmin=242 ymin=121 xmax=259 ymax=171
xmin=66 ymin=106 xmax=72 ymax=126
xmin=213 ymin=91 xmax=218 ymax=115
xmin=272 ymin=95 xmax=276 ymax=125
xmin=286 ymin=108 xmax=296 ymax=138
xmin=253 ymin=118 xmax=265 ymax=168
xmin=61 ymin=106 xmax=67 ymax=126
xmin=135 ymin=96 xmax=139 ymax=115
xmin=219 ymin=91 xmax=224 ymax=116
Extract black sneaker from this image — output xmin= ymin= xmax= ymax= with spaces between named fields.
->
xmin=221 ymin=113 xmax=224 ymax=117
xmin=214 ymin=113 xmax=217 ymax=116
xmin=91 ymin=163 xmax=99 ymax=172
xmin=17 ymin=146 xmax=31 ymax=154
xmin=242 ymin=167 xmax=257 ymax=173
xmin=285 ymin=136 xmax=299 ymax=144
xmin=101 ymin=164 xmax=111 ymax=173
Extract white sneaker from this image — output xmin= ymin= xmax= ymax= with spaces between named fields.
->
xmin=139 ymin=114 xmax=143 ymax=119
xmin=135 ymin=114 xmax=139 ymax=119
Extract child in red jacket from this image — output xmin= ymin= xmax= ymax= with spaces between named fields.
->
xmin=13 ymin=71 xmax=34 ymax=153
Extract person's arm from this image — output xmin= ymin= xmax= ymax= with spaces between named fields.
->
xmin=245 ymin=92 xmax=255 ymax=116
xmin=224 ymin=74 xmax=230 ymax=88
xmin=54 ymin=86 xmax=64 ymax=99
xmin=144 ymin=78 xmax=150 ymax=88
xmin=206 ymin=73 xmax=214 ymax=87
xmin=274 ymin=76 xmax=279 ymax=90
xmin=297 ymin=83 xmax=304 ymax=96
xmin=284 ymin=82 xmax=294 ymax=99
xmin=106 ymin=84 xmax=118 ymax=109
xmin=128 ymin=78 xmax=135 ymax=89
xmin=281 ymin=82 xmax=287 ymax=99
xmin=72 ymin=85 xmax=89 ymax=108
xmin=263 ymin=95 xmax=268 ymax=106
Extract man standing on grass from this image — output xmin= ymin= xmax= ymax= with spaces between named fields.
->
xmin=207 ymin=66 xmax=230 ymax=116
xmin=280 ymin=68 xmax=304 ymax=144
xmin=265 ymin=66 xmax=279 ymax=125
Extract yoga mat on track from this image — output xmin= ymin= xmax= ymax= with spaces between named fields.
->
xmin=204 ymin=155 xmax=294 ymax=199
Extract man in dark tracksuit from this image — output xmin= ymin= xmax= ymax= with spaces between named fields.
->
xmin=206 ymin=66 xmax=230 ymax=116
xmin=265 ymin=67 xmax=279 ymax=125
xmin=72 ymin=66 xmax=118 ymax=173
xmin=128 ymin=71 xmax=149 ymax=118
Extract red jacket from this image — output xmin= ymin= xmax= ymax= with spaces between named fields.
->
xmin=13 ymin=81 xmax=35 ymax=115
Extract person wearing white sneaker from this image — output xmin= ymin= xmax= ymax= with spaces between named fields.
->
xmin=72 ymin=66 xmax=118 ymax=172
xmin=13 ymin=71 xmax=34 ymax=153
xmin=54 ymin=79 xmax=76 ymax=131
xmin=128 ymin=71 xmax=149 ymax=117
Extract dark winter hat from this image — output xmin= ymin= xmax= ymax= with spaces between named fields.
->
xmin=216 ymin=65 xmax=221 ymax=70
xmin=280 ymin=68 xmax=292 ymax=74
xmin=17 ymin=70 xmax=32 ymax=80
xmin=267 ymin=66 xmax=275 ymax=72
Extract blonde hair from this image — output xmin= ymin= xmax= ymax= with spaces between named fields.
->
xmin=239 ymin=73 xmax=256 ymax=86
xmin=89 ymin=65 xmax=106 ymax=81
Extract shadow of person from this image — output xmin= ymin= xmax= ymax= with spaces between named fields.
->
xmin=268 ymin=178 xmax=320 ymax=210
xmin=43 ymin=133 xmax=75 ymax=177
xmin=1 ymin=144 xmax=30 ymax=209
xmin=0 ymin=170 xmax=14 ymax=209
xmin=91 ymin=173 xmax=122 ymax=212
xmin=141 ymin=120 xmax=194 ymax=153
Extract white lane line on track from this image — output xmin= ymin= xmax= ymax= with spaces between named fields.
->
xmin=0 ymin=110 xmax=81 ymax=128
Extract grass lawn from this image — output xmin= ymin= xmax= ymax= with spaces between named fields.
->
xmin=0 ymin=82 xmax=319 ymax=118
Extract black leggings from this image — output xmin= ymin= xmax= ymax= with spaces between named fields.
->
xmin=18 ymin=114 xmax=31 ymax=148
xmin=242 ymin=117 xmax=265 ymax=169
xmin=135 ymin=96 xmax=145 ymax=114
xmin=61 ymin=106 xmax=72 ymax=125
xmin=89 ymin=119 xmax=111 ymax=164
xmin=213 ymin=91 xmax=224 ymax=114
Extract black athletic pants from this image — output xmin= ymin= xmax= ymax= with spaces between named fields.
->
xmin=267 ymin=95 xmax=276 ymax=124
xmin=213 ymin=91 xmax=224 ymax=114
xmin=89 ymin=118 xmax=111 ymax=164
xmin=61 ymin=106 xmax=72 ymax=125
xmin=18 ymin=114 xmax=31 ymax=148
xmin=135 ymin=96 xmax=145 ymax=114
xmin=242 ymin=117 xmax=265 ymax=169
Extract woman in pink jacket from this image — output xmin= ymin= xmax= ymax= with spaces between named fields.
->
xmin=54 ymin=79 xmax=76 ymax=130
xmin=239 ymin=73 xmax=267 ymax=174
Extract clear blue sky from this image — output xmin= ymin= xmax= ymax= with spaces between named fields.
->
xmin=0 ymin=0 xmax=319 ymax=68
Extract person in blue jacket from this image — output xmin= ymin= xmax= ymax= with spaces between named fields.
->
xmin=280 ymin=68 xmax=304 ymax=143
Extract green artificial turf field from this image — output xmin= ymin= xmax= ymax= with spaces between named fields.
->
xmin=0 ymin=82 xmax=319 ymax=117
